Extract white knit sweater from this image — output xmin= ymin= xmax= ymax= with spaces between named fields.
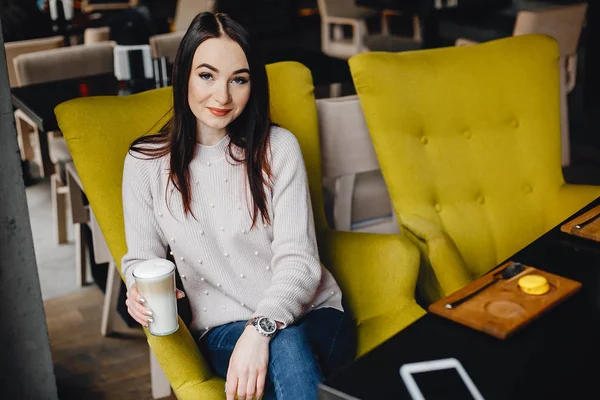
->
xmin=121 ymin=126 xmax=343 ymax=332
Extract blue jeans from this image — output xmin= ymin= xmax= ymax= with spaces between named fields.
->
xmin=198 ymin=307 xmax=356 ymax=400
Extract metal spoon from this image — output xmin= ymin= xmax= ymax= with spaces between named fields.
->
xmin=575 ymin=213 xmax=600 ymax=229
xmin=444 ymin=262 xmax=525 ymax=309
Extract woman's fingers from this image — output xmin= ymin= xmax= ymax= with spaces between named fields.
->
xmin=225 ymin=369 xmax=251 ymax=400
xmin=256 ymin=368 xmax=267 ymax=400
xmin=125 ymin=298 xmax=153 ymax=327
xmin=237 ymin=373 xmax=248 ymax=400
xmin=125 ymin=285 xmax=153 ymax=327
xmin=128 ymin=285 xmax=146 ymax=305
xmin=225 ymin=372 xmax=237 ymax=400
xmin=245 ymin=370 xmax=258 ymax=400
xmin=176 ymin=289 xmax=186 ymax=299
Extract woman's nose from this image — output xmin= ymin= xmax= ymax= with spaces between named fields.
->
xmin=213 ymin=82 xmax=231 ymax=105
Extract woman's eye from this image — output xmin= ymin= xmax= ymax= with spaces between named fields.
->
xmin=199 ymin=73 xmax=213 ymax=81
xmin=232 ymin=76 xmax=249 ymax=84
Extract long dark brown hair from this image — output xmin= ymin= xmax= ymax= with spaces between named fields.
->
xmin=129 ymin=12 xmax=272 ymax=228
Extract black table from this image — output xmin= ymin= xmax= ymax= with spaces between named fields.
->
xmin=11 ymin=73 xmax=122 ymax=133
xmin=321 ymin=198 xmax=600 ymax=399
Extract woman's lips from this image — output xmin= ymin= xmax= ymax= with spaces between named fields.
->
xmin=207 ymin=107 xmax=232 ymax=117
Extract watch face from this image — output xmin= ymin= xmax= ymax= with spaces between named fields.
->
xmin=258 ymin=317 xmax=277 ymax=334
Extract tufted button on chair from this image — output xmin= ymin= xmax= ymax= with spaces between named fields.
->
xmin=349 ymin=35 xmax=600 ymax=303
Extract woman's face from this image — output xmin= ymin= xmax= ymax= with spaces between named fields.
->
xmin=187 ymin=37 xmax=251 ymax=138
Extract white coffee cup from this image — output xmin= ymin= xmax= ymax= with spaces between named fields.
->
xmin=133 ymin=259 xmax=179 ymax=336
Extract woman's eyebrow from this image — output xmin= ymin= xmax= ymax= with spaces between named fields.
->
xmin=195 ymin=64 xmax=250 ymax=75
xmin=196 ymin=63 xmax=218 ymax=72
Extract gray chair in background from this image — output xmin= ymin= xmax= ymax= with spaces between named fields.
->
xmin=5 ymin=36 xmax=65 ymax=179
xmin=149 ymin=31 xmax=185 ymax=63
xmin=81 ymin=0 xmax=138 ymax=13
xmin=84 ymin=26 xmax=111 ymax=44
xmin=5 ymin=36 xmax=65 ymax=88
xmin=14 ymin=41 xmax=115 ymax=86
xmin=317 ymin=95 xmax=398 ymax=234
xmin=363 ymin=9 xmax=422 ymax=52
xmin=317 ymin=0 xmax=378 ymax=59
xmin=172 ymin=0 xmax=216 ymax=32
xmin=14 ymin=42 xmax=115 ymax=244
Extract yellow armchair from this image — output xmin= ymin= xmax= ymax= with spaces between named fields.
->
xmin=55 ymin=62 xmax=425 ymax=399
xmin=349 ymin=35 xmax=600 ymax=303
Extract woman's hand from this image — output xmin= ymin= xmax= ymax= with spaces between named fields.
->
xmin=125 ymin=284 xmax=185 ymax=328
xmin=226 ymin=326 xmax=270 ymax=400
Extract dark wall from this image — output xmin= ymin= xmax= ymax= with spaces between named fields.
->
xmin=0 ymin=20 xmax=58 ymax=400
xmin=0 ymin=0 xmax=53 ymax=42
xmin=215 ymin=0 xmax=300 ymax=38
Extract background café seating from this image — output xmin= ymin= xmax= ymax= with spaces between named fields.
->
xmin=5 ymin=35 xmax=65 ymax=195
xmin=55 ymin=62 xmax=426 ymax=399
xmin=317 ymin=95 xmax=397 ymax=234
xmin=349 ymin=34 xmax=600 ymax=304
xmin=147 ymin=0 xmax=217 ymax=65
xmin=317 ymin=0 xmax=378 ymax=59
xmin=14 ymin=41 xmax=115 ymax=244
xmin=83 ymin=26 xmax=111 ymax=44
xmin=4 ymin=35 xmax=65 ymax=89
xmin=14 ymin=41 xmax=115 ymax=86
xmin=149 ymin=31 xmax=184 ymax=64
xmin=172 ymin=0 xmax=216 ymax=32
xmin=81 ymin=0 xmax=139 ymax=13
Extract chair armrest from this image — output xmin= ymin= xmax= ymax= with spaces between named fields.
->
xmin=565 ymin=54 xmax=577 ymax=93
xmin=455 ymin=38 xmax=479 ymax=47
xmin=326 ymin=17 xmax=362 ymax=28
xmin=400 ymin=215 xmax=472 ymax=304
xmin=320 ymin=229 xmax=422 ymax=317
xmin=146 ymin=322 xmax=225 ymax=398
xmin=320 ymin=229 xmax=426 ymax=355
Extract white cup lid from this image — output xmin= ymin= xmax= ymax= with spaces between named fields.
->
xmin=133 ymin=259 xmax=175 ymax=280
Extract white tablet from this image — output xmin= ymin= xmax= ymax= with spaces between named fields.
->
xmin=399 ymin=358 xmax=485 ymax=400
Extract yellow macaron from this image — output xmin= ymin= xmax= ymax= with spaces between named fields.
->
xmin=518 ymin=274 xmax=550 ymax=295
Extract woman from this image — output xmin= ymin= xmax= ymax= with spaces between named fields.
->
xmin=121 ymin=12 xmax=355 ymax=400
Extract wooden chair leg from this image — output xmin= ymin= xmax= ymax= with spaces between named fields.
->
xmin=51 ymin=173 xmax=69 ymax=244
xmin=381 ymin=12 xmax=391 ymax=36
xmin=150 ymin=349 xmax=172 ymax=399
xmin=333 ymin=24 xmax=344 ymax=41
xmin=75 ymin=223 xmax=87 ymax=286
xmin=329 ymin=83 xmax=343 ymax=98
xmin=101 ymin=260 xmax=121 ymax=337
xmin=333 ymin=174 xmax=356 ymax=231
xmin=14 ymin=110 xmax=35 ymax=161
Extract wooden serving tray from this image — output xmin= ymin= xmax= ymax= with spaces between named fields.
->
xmin=560 ymin=205 xmax=600 ymax=242
xmin=429 ymin=262 xmax=581 ymax=339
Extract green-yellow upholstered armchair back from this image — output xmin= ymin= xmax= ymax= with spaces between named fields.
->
xmin=55 ymin=61 xmax=425 ymax=399
xmin=349 ymin=34 xmax=600 ymax=304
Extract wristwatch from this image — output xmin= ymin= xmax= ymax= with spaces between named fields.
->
xmin=247 ymin=316 xmax=278 ymax=338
